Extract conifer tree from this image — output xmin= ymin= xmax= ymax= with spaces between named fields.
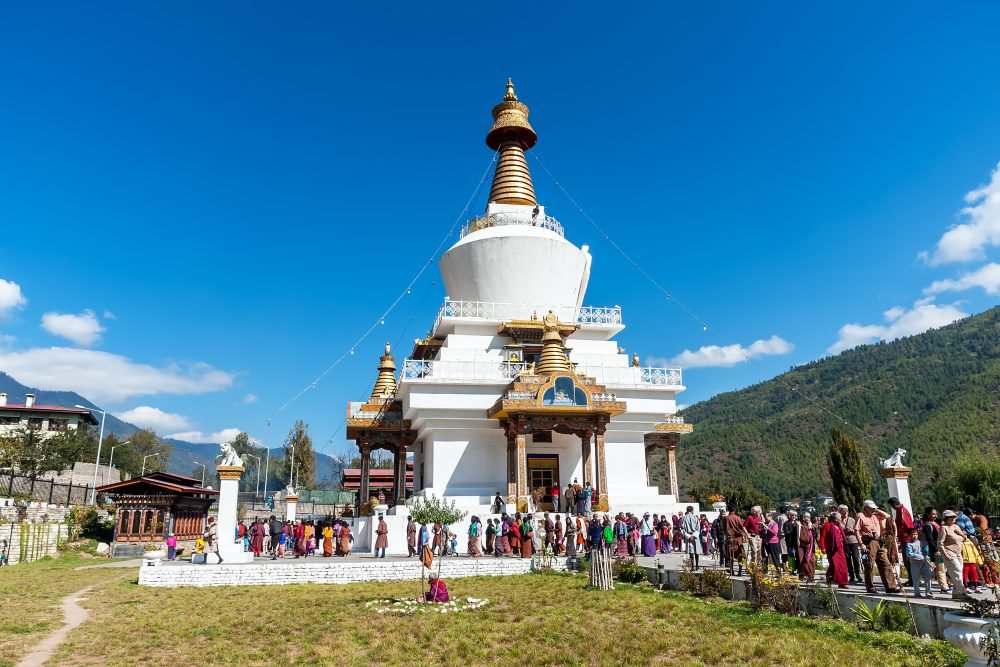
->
xmin=827 ymin=428 xmax=871 ymax=509
xmin=280 ymin=420 xmax=315 ymax=489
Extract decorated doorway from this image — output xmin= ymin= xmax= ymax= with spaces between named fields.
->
xmin=527 ymin=454 xmax=559 ymax=510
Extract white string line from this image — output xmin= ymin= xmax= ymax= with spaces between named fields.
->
xmin=265 ymin=149 xmax=499 ymax=424
xmin=532 ymin=151 xmax=886 ymax=448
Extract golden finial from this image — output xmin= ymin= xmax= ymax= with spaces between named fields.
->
xmin=486 ymin=78 xmax=537 ymax=206
xmin=370 ymin=342 xmax=397 ymax=399
xmin=504 ymin=77 xmax=517 ymax=101
xmin=632 ymin=353 xmax=640 ymax=367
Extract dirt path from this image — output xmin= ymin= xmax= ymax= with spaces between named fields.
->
xmin=15 ymin=586 xmax=93 ymax=667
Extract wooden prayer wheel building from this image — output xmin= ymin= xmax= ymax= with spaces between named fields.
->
xmin=96 ymin=471 xmax=218 ymax=557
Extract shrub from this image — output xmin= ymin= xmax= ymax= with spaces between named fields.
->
xmin=679 ymin=569 xmax=731 ymax=597
xmin=879 ymin=603 xmax=913 ymax=634
xmin=613 ymin=557 xmax=647 ymax=584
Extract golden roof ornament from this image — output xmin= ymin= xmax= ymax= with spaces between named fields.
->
xmin=370 ymin=342 xmax=397 ymax=399
xmin=535 ymin=311 xmax=572 ymax=375
xmin=486 ymin=78 xmax=537 ymax=206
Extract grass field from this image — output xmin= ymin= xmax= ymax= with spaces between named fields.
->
xmin=1 ymin=553 xmax=965 ymax=667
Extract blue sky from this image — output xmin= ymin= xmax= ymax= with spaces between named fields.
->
xmin=2 ymin=4 xmax=1000 ymax=468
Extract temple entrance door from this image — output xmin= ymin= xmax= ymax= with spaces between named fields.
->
xmin=526 ymin=455 xmax=559 ymax=510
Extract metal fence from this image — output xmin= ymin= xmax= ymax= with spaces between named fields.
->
xmin=2 ymin=471 xmax=93 ymax=505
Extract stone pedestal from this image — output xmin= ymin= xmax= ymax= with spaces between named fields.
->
xmin=881 ymin=467 xmax=913 ymax=515
xmin=217 ymin=466 xmax=253 ymax=563
xmin=285 ymin=494 xmax=298 ymax=522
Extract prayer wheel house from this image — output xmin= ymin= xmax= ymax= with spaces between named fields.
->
xmin=347 ymin=80 xmax=694 ymax=547
xmin=97 ymin=472 xmax=218 ymax=558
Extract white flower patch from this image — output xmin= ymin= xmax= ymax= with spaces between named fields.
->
xmin=363 ymin=597 xmax=492 ymax=616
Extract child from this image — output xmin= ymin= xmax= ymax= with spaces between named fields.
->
xmin=193 ymin=536 xmax=206 ymax=563
xmin=962 ymin=536 xmax=984 ymax=593
xmin=448 ymin=532 xmax=458 ymax=556
xmin=307 ymin=534 xmax=317 ymax=556
xmin=905 ymin=528 xmax=932 ymax=598
xmin=166 ymin=533 xmax=178 ymax=561
xmin=277 ymin=532 xmax=287 ymax=558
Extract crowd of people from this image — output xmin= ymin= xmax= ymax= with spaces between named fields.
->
xmin=228 ymin=516 xmax=357 ymax=560
xmin=711 ymin=499 xmax=998 ymax=600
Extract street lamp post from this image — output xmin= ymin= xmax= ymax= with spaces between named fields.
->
xmin=76 ymin=405 xmax=106 ymax=504
xmin=193 ymin=461 xmax=206 ymax=487
xmin=106 ymin=440 xmax=130 ymax=485
xmin=141 ymin=452 xmax=161 ymax=476
xmin=247 ymin=454 xmax=261 ymax=500
xmin=262 ymin=451 xmax=270 ymax=504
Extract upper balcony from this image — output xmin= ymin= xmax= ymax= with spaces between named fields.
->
xmin=460 ymin=210 xmax=564 ymax=239
xmin=431 ymin=299 xmax=623 ymax=338
xmin=399 ymin=359 xmax=682 ymax=390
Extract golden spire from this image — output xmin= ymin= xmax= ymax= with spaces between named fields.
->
xmin=535 ymin=311 xmax=572 ymax=375
xmin=486 ymin=78 xmax=537 ymax=206
xmin=370 ymin=342 xmax=397 ymax=399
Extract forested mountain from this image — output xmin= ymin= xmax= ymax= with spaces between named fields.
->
xmin=647 ymin=306 xmax=1000 ymax=507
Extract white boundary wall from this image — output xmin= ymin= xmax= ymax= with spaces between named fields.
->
xmin=139 ymin=556 xmax=568 ymax=587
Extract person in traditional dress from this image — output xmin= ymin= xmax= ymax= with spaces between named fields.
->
xmin=337 ymin=520 xmax=352 ymax=556
xmin=681 ymin=506 xmax=700 ymax=568
xmin=700 ymin=514 xmax=712 ymax=556
xmin=588 ymin=515 xmax=603 ymax=553
xmin=202 ymin=516 xmax=222 ymax=564
xmin=425 ymin=574 xmax=449 ymax=603
xmin=520 ymin=515 xmax=534 ymax=558
xmin=292 ymin=520 xmax=306 ymax=558
xmin=554 ymin=514 xmax=564 ymax=555
xmin=565 ymin=515 xmax=577 ymax=558
xmin=485 ymin=519 xmax=496 ymax=556
xmin=798 ymin=513 xmax=816 ymax=582
xmin=509 ymin=515 xmax=521 ymax=557
xmin=406 ymin=516 xmax=417 ymax=557
xmin=712 ymin=510 xmax=728 ymax=567
xmin=576 ymin=515 xmax=587 ymax=555
xmin=672 ymin=512 xmax=683 ymax=551
xmin=417 ymin=521 xmax=429 ymax=555
xmin=468 ymin=516 xmax=482 ymax=557
xmin=432 ymin=522 xmax=442 ymax=557
xmin=564 ymin=483 xmax=576 ymax=515
xmin=574 ymin=480 xmax=587 ymax=515
xmin=250 ymin=519 xmax=266 ymax=558
xmin=658 ymin=515 xmax=671 ymax=553
xmin=544 ymin=513 xmax=555 ymax=553
xmin=615 ymin=514 xmax=629 ymax=558
xmin=492 ymin=492 xmax=504 ymax=515
xmin=641 ymin=512 xmax=657 ymax=557
xmin=824 ymin=513 xmax=849 ymax=588
xmin=630 ymin=518 xmax=640 ymax=556
xmin=724 ymin=508 xmax=746 ymax=576
xmin=322 ymin=522 xmax=334 ymax=557
xmin=374 ymin=514 xmax=389 ymax=558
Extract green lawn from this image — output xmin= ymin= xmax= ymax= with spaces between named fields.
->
xmin=2 ymin=556 xmax=964 ymax=667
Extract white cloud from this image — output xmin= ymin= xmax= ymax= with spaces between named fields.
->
xmin=41 ymin=309 xmax=105 ymax=346
xmin=102 ymin=310 xmax=117 ymax=320
xmin=655 ymin=335 xmax=794 ymax=369
xmin=243 ymin=393 xmax=258 ymax=404
xmin=921 ymin=162 xmax=1000 ymax=266
xmin=0 ymin=346 xmax=234 ymax=404
xmin=827 ymin=300 xmax=968 ymax=354
xmin=924 ymin=262 xmax=1000 ymax=296
xmin=0 ymin=279 xmax=27 ymax=319
xmin=116 ymin=406 xmax=193 ymax=433
xmin=167 ymin=427 xmax=242 ymax=444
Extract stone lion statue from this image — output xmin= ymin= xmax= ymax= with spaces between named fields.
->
xmin=882 ymin=448 xmax=907 ymax=469
xmin=218 ymin=441 xmax=243 ymax=468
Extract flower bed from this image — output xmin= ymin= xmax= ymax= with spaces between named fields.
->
xmin=363 ymin=597 xmax=491 ymax=615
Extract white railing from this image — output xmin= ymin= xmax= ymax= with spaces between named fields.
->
xmin=575 ymin=365 xmax=683 ymax=388
xmin=460 ymin=211 xmax=564 ymax=239
xmin=401 ymin=359 xmax=530 ymax=383
xmin=661 ymin=415 xmax=685 ymax=425
xmin=400 ymin=360 xmax=682 ymax=388
xmin=432 ymin=300 xmax=622 ymax=335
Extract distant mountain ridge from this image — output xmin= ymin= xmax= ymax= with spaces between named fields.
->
xmin=0 ymin=372 xmax=343 ymax=485
xmin=648 ymin=305 xmax=1000 ymax=506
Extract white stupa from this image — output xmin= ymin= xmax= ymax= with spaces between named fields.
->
xmin=349 ymin=80 xmax=693 ymax=551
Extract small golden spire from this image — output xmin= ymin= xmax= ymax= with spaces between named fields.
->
xmin=486 ymin=78 xmax=537 ymax=206
xmin=370 ymin=342 xmax=397 ymax=399
xmin=535 ymin=311 xmax=572 ymax=375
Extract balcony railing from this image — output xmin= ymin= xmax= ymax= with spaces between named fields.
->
xmin=575 ymin=365 xmax=683 ymax=388
xmin=400 ymin=360 xmax=682 ymax=389
xmin=432 ymin=300 xmax=622 ymax=336
xmin=460 ymin=211 xmax=564 ymax=239
xmin=401 ymin=359 xmax=530 ymax=383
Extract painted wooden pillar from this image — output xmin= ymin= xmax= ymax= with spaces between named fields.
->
xmin=664 ymin=436 xmax=679 ymax=498
xmin=358 ymin=438 xmax=371 ymax=507
xmin=515 ymin=432 xmax=528 ymax=510
xmin=595 ymin=432 xmax=608 ymax=508
xmin=581 ymin=431 xmax=593 ymax=488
